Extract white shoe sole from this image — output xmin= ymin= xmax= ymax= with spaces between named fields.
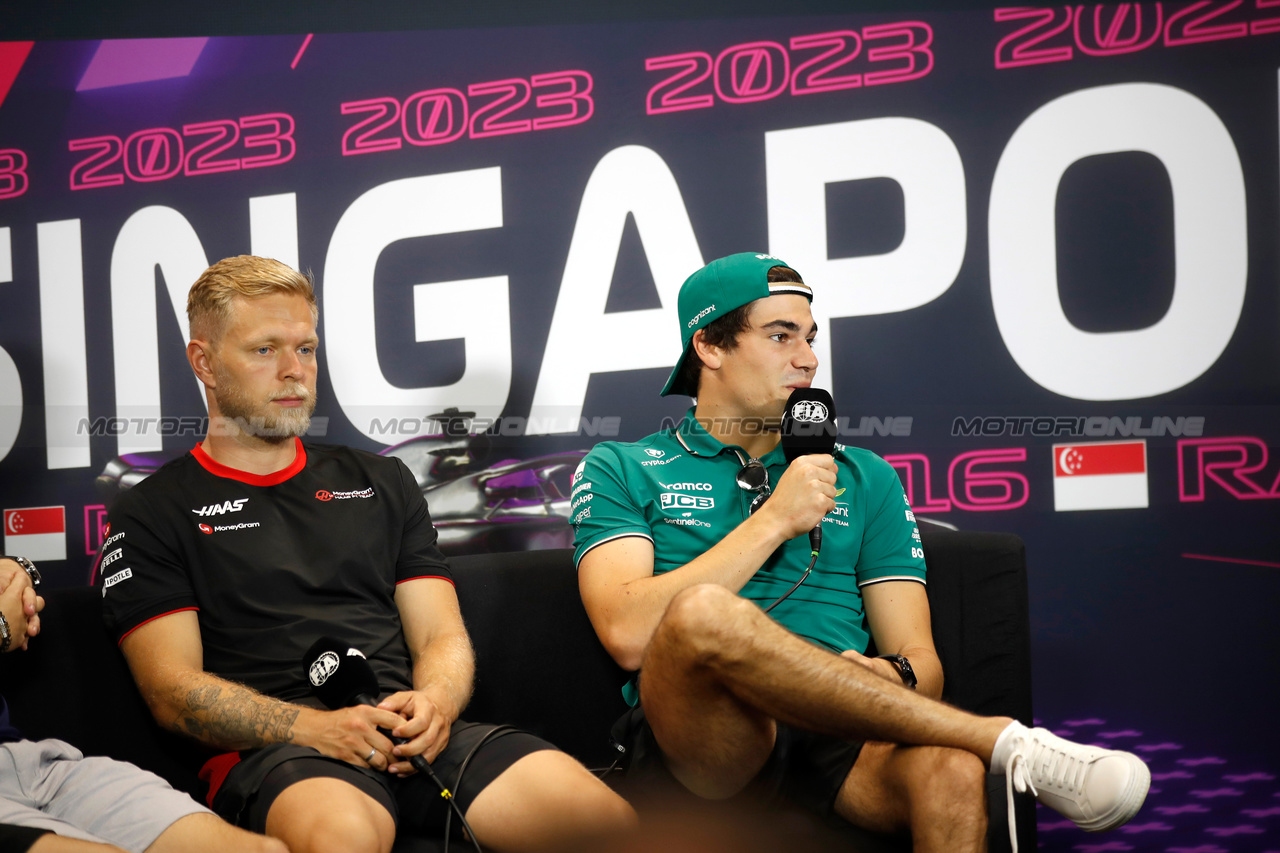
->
xmin=1076 ymin=753 xmax=1152 ymax=832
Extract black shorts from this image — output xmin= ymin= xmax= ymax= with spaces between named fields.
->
xmin=205 ymin=720 xmax=552 ymax=835
xmin=612 ymin=704 xmax=863 ymax=817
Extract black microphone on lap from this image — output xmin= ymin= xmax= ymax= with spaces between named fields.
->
xmin=780 ymin=387 xmax=838 ymax=556
xmin=302 ymin=636 xmax=434 ymax=777
xmin=303 ymin=637 xmax=485 ymax=853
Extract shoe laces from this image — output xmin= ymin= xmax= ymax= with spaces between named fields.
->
xmin=1001 ymin=731 xmax=1091 ymax=853
xmin=1002 ymin=734 xmax=1031 ymax=853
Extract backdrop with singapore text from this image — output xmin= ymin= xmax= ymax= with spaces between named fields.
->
xmin=1 ymin=5 xmax=1278 ymax=848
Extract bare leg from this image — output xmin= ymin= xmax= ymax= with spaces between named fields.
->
xmin=29 ymin=837 xmax=126 ymax=853
xmin=146 ymin=813 xmax=286 ymax=853
xmin=835 ymin=741 xmax=988 ymax=853
xmin=463 ymin=750 xmax=637 ymax=852
xmin=264 ymin=778 xmax=396 ymax=853
xmin=640 ymin=584 xmax=1010 ymax=798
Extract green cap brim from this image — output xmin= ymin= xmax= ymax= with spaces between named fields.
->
xmin=660 ymin=344 xmax=696 ymax=397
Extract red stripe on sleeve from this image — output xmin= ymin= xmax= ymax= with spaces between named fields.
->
xmin=395 ymin=575 xmax=455 ymax=586
xmin=117 ymin=606 xmax=200 ymax=644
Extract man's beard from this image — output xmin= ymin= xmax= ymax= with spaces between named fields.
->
xmin=212 ymin=371 xmax=316 ymax=444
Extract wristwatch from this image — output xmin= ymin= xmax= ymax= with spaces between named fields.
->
xmin=0 ymin=611 xmax=10 ymax=653
xmin=7 ymin=555 xmax=40 ymax=587
xmin=877 ymin=653 xmax=917 ymax=690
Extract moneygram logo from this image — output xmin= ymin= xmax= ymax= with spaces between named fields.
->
xmin=198 ymin=522 xmax=261 ymax=534
xmin=315 ymin=488 xmax=376 ymax=501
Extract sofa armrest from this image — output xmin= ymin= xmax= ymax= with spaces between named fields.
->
xmin=919 ymin=522 xmax=1036 ymax=853
xmin=919 ymin=523 xmax=1034 ymax=724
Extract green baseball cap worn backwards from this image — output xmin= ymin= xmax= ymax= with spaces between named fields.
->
xmin=660 ymin=252 xmax=812 ymax=397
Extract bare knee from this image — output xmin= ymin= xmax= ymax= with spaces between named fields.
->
xmin=267 ymin=795 xmax=392 ymax=853
xmin=654 ymin=584 xmax=753 ymax=664
xmin=293 ymin=811 xmax=387 ymax=853
xmin=904 ymin=747 xmax=987 ymax=820
xmin=465 ymin=751 xmax=636 ymax=850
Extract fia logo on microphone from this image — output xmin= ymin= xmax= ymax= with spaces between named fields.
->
xmin=790 ymin=400 xmax=828 ymax=423
xmin=309 ymin=651 xmax=340 ymax=686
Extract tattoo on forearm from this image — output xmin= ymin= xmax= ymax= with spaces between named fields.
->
xmin=172 ymin=681 xmax=299 ymax=749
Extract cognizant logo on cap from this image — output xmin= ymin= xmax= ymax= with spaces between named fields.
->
xmin=688 ymin=304 xmax=716 ymax=328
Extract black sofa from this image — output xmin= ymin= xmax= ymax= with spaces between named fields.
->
xmin=0 ymin=523 xmax=1036 ymax=851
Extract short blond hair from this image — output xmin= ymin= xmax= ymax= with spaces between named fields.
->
xmin=188 ymin=255 xmax=317 ymax=343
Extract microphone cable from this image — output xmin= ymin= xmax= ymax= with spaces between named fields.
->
xmin=762 ymin=548 xmax=818 ymax=614
xmin=442 ymin=725 xmax=520 ymax=853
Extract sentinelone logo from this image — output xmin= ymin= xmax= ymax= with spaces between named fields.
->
xmin=952 ymin=416 xmax=1204 ymax=437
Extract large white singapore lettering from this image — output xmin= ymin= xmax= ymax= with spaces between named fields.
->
xmin=766 ymin=118 xmax=966 ymax=391
xmin=111 ymin=206 xmax=209 ymax=454
xmin=528 ymin=146 xmax=702 ymax=434
xmin=39 ymin=219 xmax=89 ymax=469
xmin=249 ymin=192 xmax=299 ymax=270
xmin=325 ymin=169 xmax=510 ymax=444
xmin=0 ymin=227 xmax=18 ymax=463
xmin=989 ymin=83 xmax=1246 ymax=400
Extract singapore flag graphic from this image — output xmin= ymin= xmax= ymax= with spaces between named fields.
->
xmin=1052 ymin=440 xmax=1148 ymax=512
xmin=3 ymin=505 xmax=67 ymax=561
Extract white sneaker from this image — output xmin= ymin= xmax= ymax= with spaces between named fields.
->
xmin=995 ymin=723 xmax=1150 ymax=853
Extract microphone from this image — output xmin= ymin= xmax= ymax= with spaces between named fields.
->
xmin=780 ymin=387 xmax=838 ymax=555
xmin=303 ymin=636 xmax=433 ymax=777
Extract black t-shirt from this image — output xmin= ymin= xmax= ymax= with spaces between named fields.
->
xmin=101 ymin=439 xmax=453 ymax=704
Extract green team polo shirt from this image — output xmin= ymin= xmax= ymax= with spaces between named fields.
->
xmin=572 ymin=407 xmax=927 ymax=692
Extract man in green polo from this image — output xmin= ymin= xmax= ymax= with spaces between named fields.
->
xmin=573 ymin=253 xmax=1149 ymax=852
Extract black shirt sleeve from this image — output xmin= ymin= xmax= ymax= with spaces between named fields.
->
xmin=100 ymin=486 xmax=199 ymax=644
xmin=391 ymin=457 xmax=453 ymax=586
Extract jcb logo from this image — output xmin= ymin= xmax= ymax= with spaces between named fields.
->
xmin=661 ymin=493 xmax=714 ymax=511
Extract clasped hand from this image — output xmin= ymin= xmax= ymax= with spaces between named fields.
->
xmin=303 ymin=689 xmax=452 ymax=777
xmin=0 ymin=559 xmax=44 ymax=651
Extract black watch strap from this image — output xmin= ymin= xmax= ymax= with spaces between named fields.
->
xmin=877 ymin=653 xmax=917 ymax=690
